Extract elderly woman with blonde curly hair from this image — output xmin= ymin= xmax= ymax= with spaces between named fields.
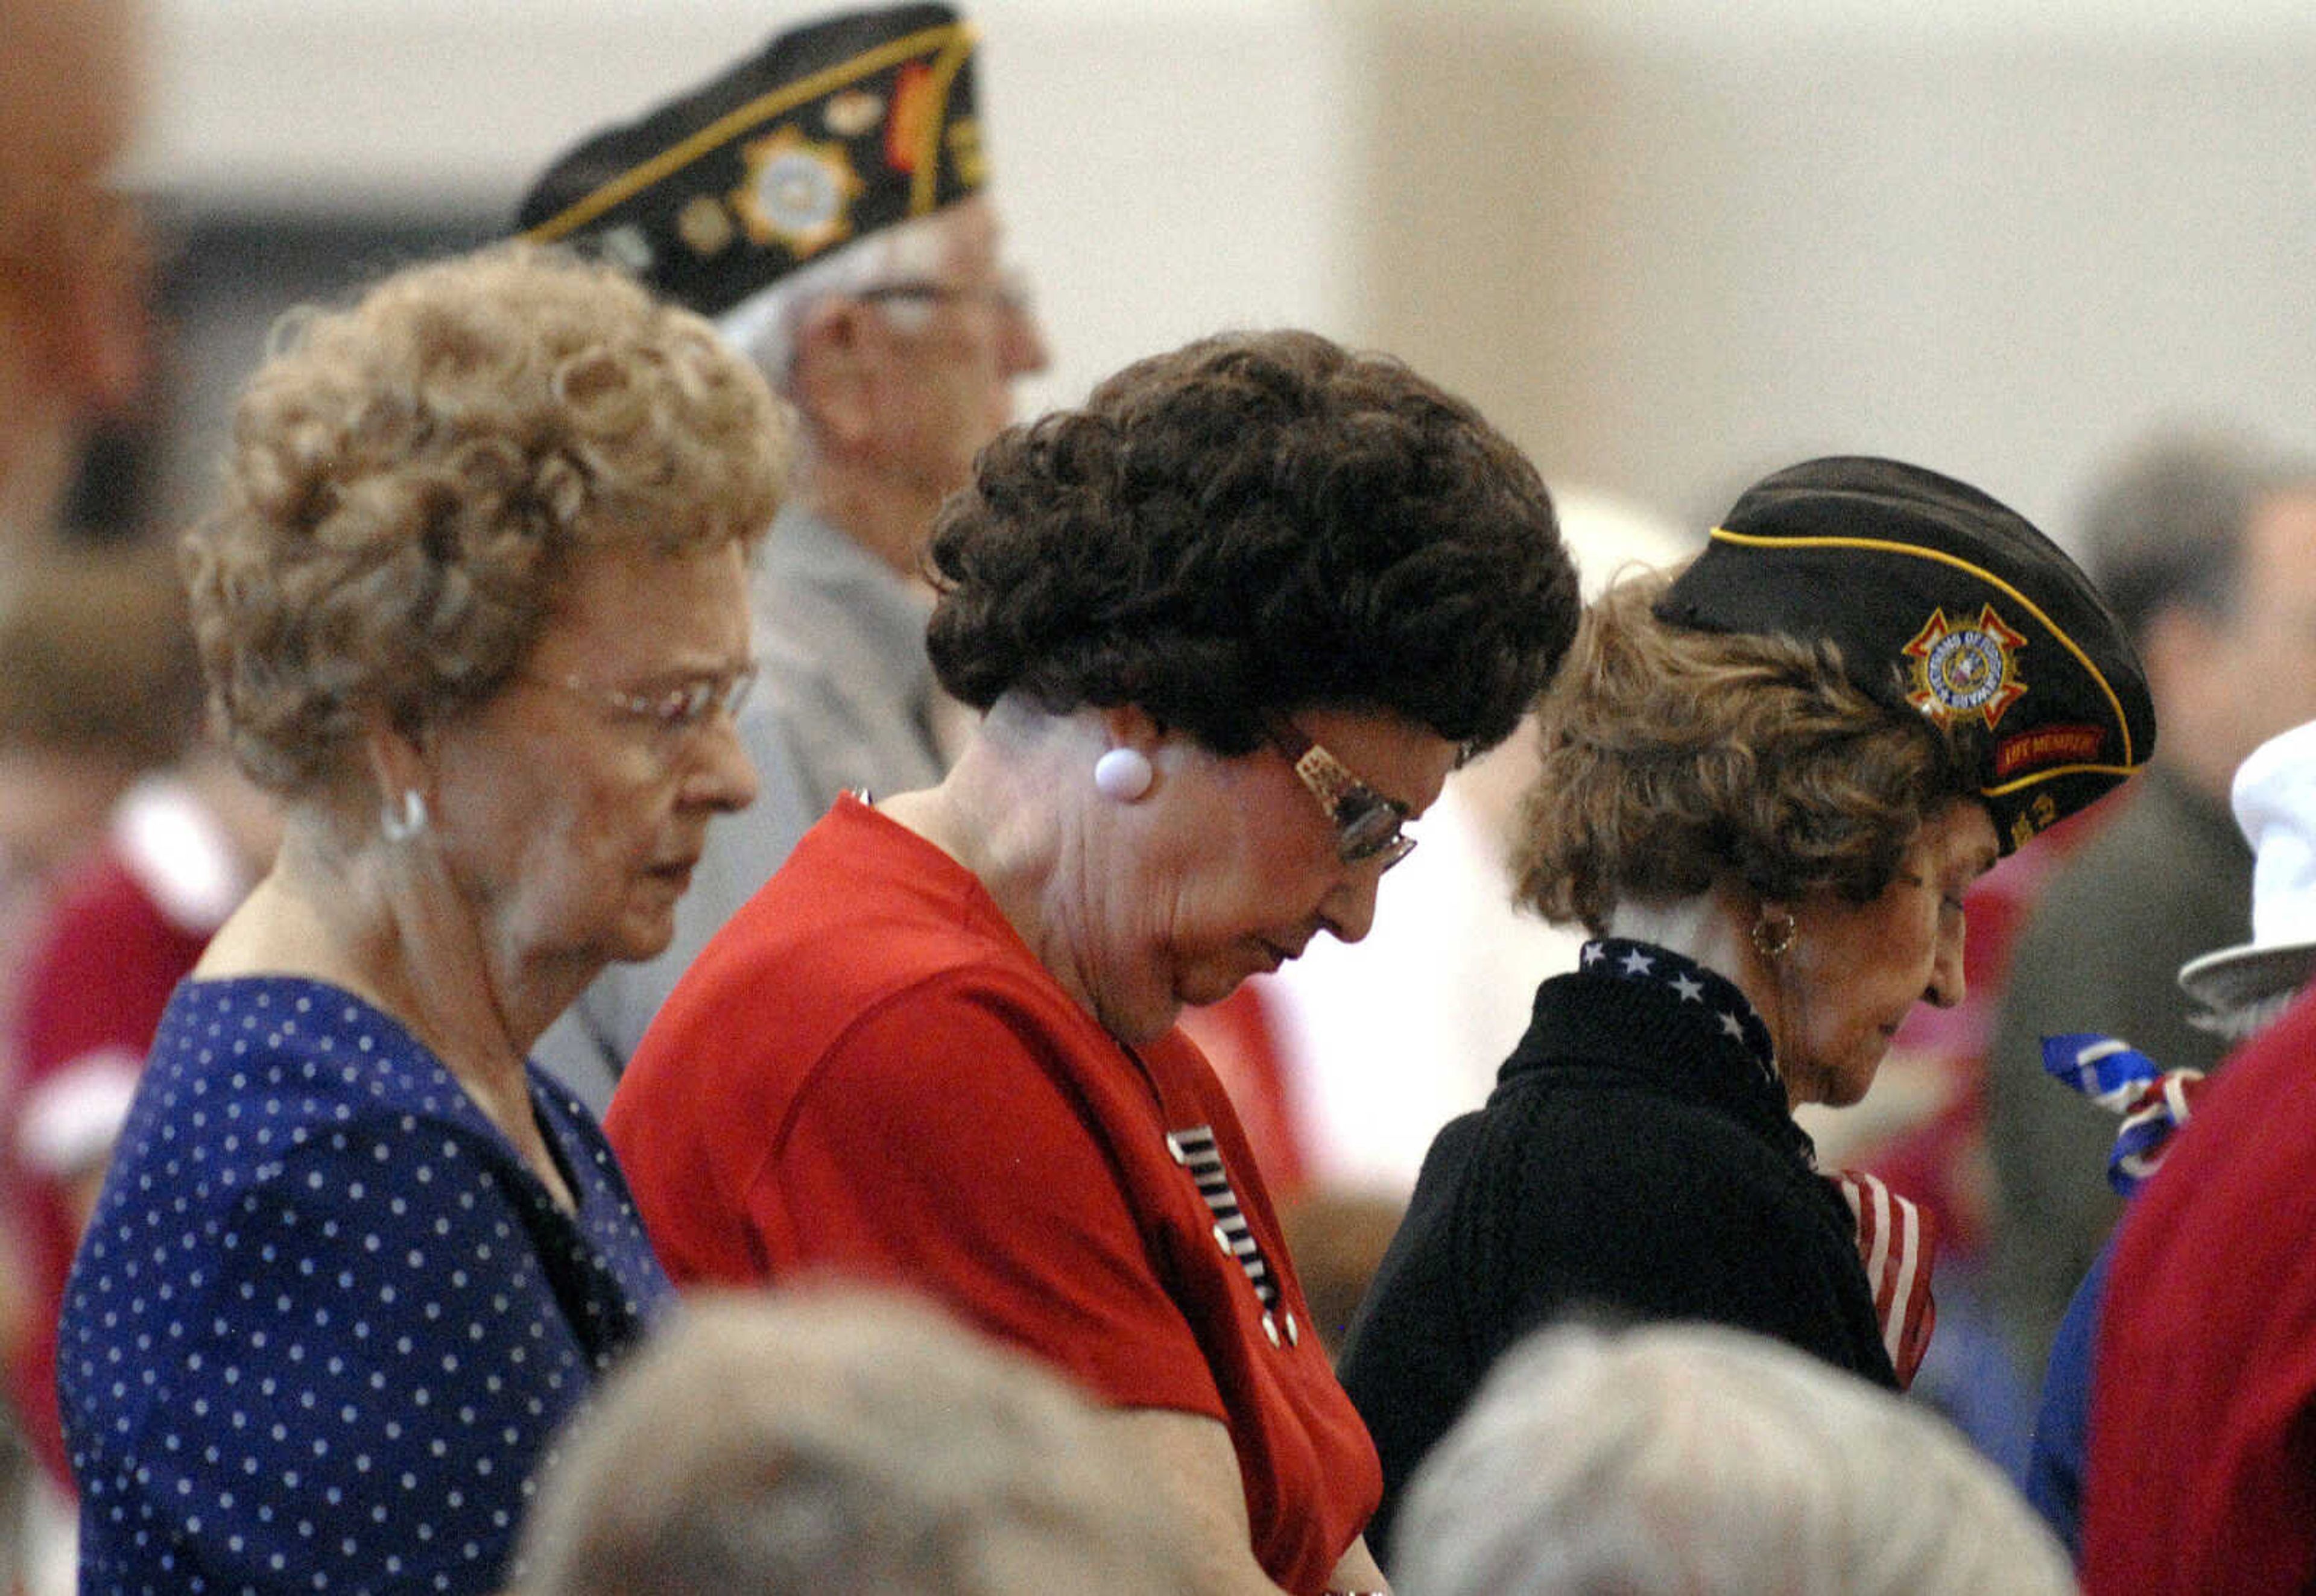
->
xmin=1338 ymin=457 xmax=2154 ymax=1565
xmin=55 ymin=242 xmax=787 ymax=1596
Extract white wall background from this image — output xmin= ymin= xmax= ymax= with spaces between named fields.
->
xmin=131 ymin=0 xmax=1361 ymax=434
xmin=129 ymin=0 xmax=2316 ymax=546
xmin=1375 ymin=8 xmax=2316 ymax=534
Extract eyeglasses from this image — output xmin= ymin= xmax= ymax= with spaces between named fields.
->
xmin=1267 ymin=722 xmax=1418 ymax=872
xmin=854 ymin=265 xmax=1036 ymax=320
xmin=524 ymin=664 xmax=758 ymax=737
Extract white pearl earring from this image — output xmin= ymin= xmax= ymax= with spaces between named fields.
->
xmin=1093 ymin=746 xmax=1154 ymax=803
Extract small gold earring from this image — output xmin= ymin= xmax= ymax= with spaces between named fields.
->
xmin=1751 ymin=909 xmax=1797 ymax=959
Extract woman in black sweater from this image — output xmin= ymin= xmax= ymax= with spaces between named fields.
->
xmin=1338 ymin=455 xmax=2154 ymax=1565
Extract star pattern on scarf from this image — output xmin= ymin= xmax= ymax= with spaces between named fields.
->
xmin=1581 ymin=937 xmax=1779 ymax=1088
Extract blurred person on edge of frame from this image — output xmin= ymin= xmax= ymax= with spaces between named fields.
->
xmin=1985 ymin=427 xmax=2316 ymax=1377
xmin=0 ymin=0 xmax=151 ymax=554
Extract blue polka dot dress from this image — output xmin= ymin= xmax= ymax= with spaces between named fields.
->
xmin=58 ymin=976 xmax=673 ymax=1595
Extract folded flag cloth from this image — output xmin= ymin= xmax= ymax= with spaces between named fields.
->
xmin=2040 ymin=1032 xmax=2206 ymax=1197
xmin=1833 ymin=1168 xmax=1937 ymax=1389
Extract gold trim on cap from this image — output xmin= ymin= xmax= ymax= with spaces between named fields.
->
xmin=910 ymin=22 xmax=978 ymax=214
xmin=1703 ymin=526 xmax=2140 ymax=772
xmin=1980 ymin=761 xmax=2140 ymax=796
xmin=522 ymin=21 xmax=972 ymax=245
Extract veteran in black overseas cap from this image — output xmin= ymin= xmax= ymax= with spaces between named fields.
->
xmin=516 ymin=5 xmax=1052 ymax=1107
xmin=517 ymin=2 xmax=989 ymax=327
xmin=1337 ymin=455 xmax=2153 ymax=1569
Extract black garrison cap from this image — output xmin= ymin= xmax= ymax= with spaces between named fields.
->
xmin=1657 ymin=456 xmax=2155 ymax=853
xmin=516 ymin=4 xmax=983 ymax=320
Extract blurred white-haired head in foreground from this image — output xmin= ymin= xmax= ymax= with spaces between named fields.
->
xmin=1394 ymin=1317 xmax=2074 ymax=1596
xmin=517 ymin=1285 xmax=1197 ymax=1596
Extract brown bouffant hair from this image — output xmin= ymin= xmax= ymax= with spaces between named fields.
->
xmin=924 ymin=329 xmax=1580 ymax=757
xmin=1514 ymin=567 xmax=1978 ymax=935
xmin=182 ymin=242 xmax=788 ymax=794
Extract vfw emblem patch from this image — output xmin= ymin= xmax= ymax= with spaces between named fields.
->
xmin=1903 ymin=604 xmax=2028 ymax=730
xmin=732 ymin=125 xmax=864 ymax=260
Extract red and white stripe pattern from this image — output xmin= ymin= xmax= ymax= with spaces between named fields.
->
xmin=1834 ymin=1169 xmax=1938 ymax=1389
xmin=2112 ymin=1068 xmax=2206 ymax=1191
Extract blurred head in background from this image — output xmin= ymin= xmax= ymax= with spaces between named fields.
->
xmin=0 ymin=0 xmax=151 ymax=551
xmin=2072 ymin=427 xmax=2316 ymax=809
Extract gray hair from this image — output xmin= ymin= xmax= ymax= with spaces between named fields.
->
xmin=715 ymin=206 xmax=966 ymax=397
xmin=1393 ymin=1319 xmax=2075 ymax=1596
xmin=514 ymin=1287 xmax=1195 ymax=1596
